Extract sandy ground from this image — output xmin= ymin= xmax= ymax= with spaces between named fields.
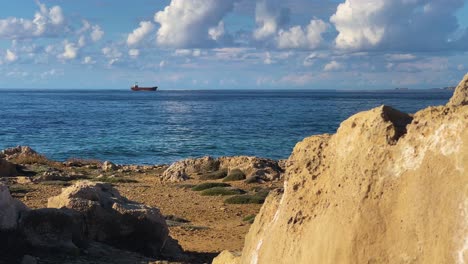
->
xmin=7 ymin=166 xmax=282 ymax=262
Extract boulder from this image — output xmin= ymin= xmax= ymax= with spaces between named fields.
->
xmin=1 ymin=146 xmax=38 ymax=161
xmin=162 ymin=156 xmax=220 ymax=182
xmin=47 ymin=181 xmax=181 ymax=258
xmin=218 ymin=156 xmax=283 ymax=181
xmin=226 ymin=75 xmax=468 ymax=263
xmin=212 ymin=250 xmax=240 ymax=264
xmin=0 ymin=158 xmax=18 ymax=177
xmin=0 ymin=183 xmax=28 ymax=230
xmin=102 ymin=161 xmax=118 ymax=172
xmin=18 ymin=208 xmax=85 ymax=254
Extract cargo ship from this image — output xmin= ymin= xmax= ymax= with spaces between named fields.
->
xmin=131 ymin=82 xmax=158 ymax=91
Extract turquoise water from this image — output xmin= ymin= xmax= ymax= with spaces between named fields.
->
xmin=0 ymin=90 xmax=452 ymax=164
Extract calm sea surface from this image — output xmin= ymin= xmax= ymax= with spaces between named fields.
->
xmin=0 ymin=90 xmax=452 ymax=164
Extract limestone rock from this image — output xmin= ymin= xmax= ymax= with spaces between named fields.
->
xmin=0 ymin=158 xmax=17 ymax=177
xmin=102 ymin=160 xmax=118 ymax=172
xmin=0 ymin=183 xmax=28 ymax=230
xmin=277 ymin=159 xmax=287 ymax=171
xmin=218 ymin=156 xmax=283 ymax=181
xmin=448 ymin=73 xmax=468 ymax=106
xmin=47 ymin=181 xmax=181 ymax=257
xmin=162 ymin=156 xmax=220 ymax=182
xmin=227 ymin=77 xmax=468 ymax=263
xmin=212 ymin=250 xmax=240 ymax=264
xmin=1 ymin=146 xmax=38 ymax=160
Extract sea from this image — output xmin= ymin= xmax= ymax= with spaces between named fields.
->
xmin=0 ymin=89 xmax=452 ymax=165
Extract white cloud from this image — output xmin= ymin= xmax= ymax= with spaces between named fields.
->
xmin=59 ymin=41 xmax=78 ymax=60
xmin=303 ymin=53 xmax=319 ymax=66
xmin=331 ymin=0 xmax=466 ymax=51
xmin=90 ymin=25 xmax=104 ymax=42
xmin=129 ymin=49 xmax=140 ymax=57
xmin=40 ymin=68 xmax=63 ymax=79
xmin=78 ymin=35 xmax=86 ymax=48
xmin=385 ymin=54 xmax=417 ymax=61
xmin=154 ymin=0 xmax=238 ymax=48
xmin=5 ymin=49 xmax=18 ymax=62
xmin=277 ymin=19 xmax=327 ymax=49
xmin=174 ymin=49 xmax=203 ymax=57
xmin=208 ymin=21 xmax=225 ymax=41
xmin=82 ymin=56 xmax=95 ymax=65
xmin=102 ymin=46 xmax=122 ymax=59
xmin=264 ymin=52 xmax=274 ymax=64
xmin=253 ymin=0 xmax=289 ymax=40
xmin=0 ymin=1 xmax=67 ymax=39
xmin=324 ymin=61 xmax=344 ymax=71
xmin=127 ymin=21 xmax=154 ymax=46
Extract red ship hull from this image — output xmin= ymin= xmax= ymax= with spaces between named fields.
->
xmin=131 ymin=86 xmax=158 ymax=91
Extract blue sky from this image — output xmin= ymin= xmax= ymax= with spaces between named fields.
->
xmin=0 ymin=0 xmax=467 ymax=90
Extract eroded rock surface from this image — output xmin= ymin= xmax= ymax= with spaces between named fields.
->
xmin=0 ymin=183 xmax=28 ymax=230
xmin=162 ymin=156 xmax=220 ymax=182
xmin=48 ymin=181 xmax=181 ymax=258
xmin=448 ymin=73 xmax=468 ymax=106
xmin=221 ymin=75 xmax=468 ymax=264
xmin=162 ymin=156 xmax=282 ymax=182
xmin=1 ymin=146 xmax=38 ymax=160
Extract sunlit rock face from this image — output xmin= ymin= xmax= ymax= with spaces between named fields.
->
xmin=215 ymin=74 xmax=468 ymax=264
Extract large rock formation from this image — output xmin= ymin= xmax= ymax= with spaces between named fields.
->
xmin=48 ymin=181 xmax=181 ymax=258
xmin=162 ymin=156 xmax=282 ymax=182
xmin=219 ymin=156 xmax=282 ymax=181
xmin=0 ymin=181 xmax=184 ymax=262
xmin=1 ymin=146 xmax=38 ymax=161
xmin=162 ymin=156 xmax=220 ymax=182
xmin=215 ymin=74 xmax=468 ymax=264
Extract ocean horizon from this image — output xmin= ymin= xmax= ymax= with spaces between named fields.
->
xmin=0 ymin=89 xmax=452 ymax=165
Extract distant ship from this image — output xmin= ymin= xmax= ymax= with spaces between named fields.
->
xmin=131 ymin=82 xmax=158 ymax=91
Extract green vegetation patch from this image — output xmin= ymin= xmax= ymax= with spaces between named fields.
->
xmin=222 ymin=169 xmax=246 ymax=182
xmin=191 ymin=182 xmax=230 ymax=191
xmin=244 ymin=176 xmax=258 ymax=184
xmin=199 ymin=168 xmax=228 ymax=180
xmin=242 ymin=214 xmax=256 ymax=224
xmin=181 ymin=225 xmax=209 ymax=231
xmin=224 ymin=195 xmax=266 ymax=204
xmin=165 ymin=215 xmax=190 ymax=227
xmin=91 ymin=177 xmax=138 ymax=184
xmin=176 ymin=184 xmax=196 ymax=189
xmin=200 ymin=187 xmax=246 ymax=196
xmin=8 ymin=184 xmax=32 ymax=194
xmin=39 ymin=180 xmax=71 ymax=186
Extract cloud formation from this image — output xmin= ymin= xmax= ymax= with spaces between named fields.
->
xmin=277 ymin=20 xmax=328 ymax=49
xmin=0 ymin=1 xmax=67 ymax=39
xmin=127 ymin=21 xmax=154 ymax=46
xmin=5 ymin=49 xmax=18 ymax=62
xmin=154 ymin=0 xmax=238 ymax=48
xmin=253 ymin=0 xmax=290 ymax=40
xmin=331 ymin=0 xmax=466 ymax=51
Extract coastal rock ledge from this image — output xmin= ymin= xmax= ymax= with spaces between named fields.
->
xmin=215 ymin=73 xmax=468 ymax=264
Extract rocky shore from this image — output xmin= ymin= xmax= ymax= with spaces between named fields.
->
xmin=1 ymin=74 xmax=466 ymax=264
xmin=0 ymin=146 xmax=284 ymax=263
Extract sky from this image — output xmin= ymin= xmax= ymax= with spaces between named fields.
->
xmin=0 ymin=0 xmax=467 ymax=90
